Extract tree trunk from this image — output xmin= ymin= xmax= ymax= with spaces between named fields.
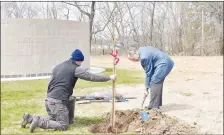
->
xmin=89 ymin=1 xmax=95 ymax=53
xmin=150 ymin=2 xmax=156 ymax=44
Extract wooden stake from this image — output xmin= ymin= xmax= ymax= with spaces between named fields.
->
xmin=112 ymin=47 xmax=116 ymax=129
xmin=111 ymin=2 xmax=116 ymax=129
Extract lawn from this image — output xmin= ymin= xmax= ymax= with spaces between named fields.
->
xmin=1 ymin=68 xmax=144 ymax=134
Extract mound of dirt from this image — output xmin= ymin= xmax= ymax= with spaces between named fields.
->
xmin=89 ymin=109 xmax=198 ymax=134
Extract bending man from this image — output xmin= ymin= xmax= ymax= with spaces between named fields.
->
xmin=128 ymin=46 xmax=174 ymax=109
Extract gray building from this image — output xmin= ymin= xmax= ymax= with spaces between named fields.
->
xmin=1 ymin=19 xmax=90 ymax=79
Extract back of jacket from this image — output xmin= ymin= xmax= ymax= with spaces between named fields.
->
xmin=47 ymin=60 xmax=78 ymax=101
xmin=138 ymin=46 xmax=174 ymax=87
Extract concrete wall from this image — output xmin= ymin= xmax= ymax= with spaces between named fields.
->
xmin=1 ymin=19 xmax=90 ymax=78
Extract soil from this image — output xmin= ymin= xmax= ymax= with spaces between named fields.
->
xmin=89 ymin=109 xmax=198 ymax=134
xmin=87 ymin=56 xmax=223 ymax=134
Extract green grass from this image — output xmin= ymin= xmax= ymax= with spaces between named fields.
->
xmin=180 ymin=92 xmax=193 ymax=97
xmin=1 ymin=68 xmax=144 ymax=134
xmin=2 ymin=68 xmax=144 ymax=101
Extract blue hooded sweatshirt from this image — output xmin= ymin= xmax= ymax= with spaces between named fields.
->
xmin=138 ymin=46 xmax=174 ymax=88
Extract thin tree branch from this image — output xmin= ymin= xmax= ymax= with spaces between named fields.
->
xmin=63 ymin=2 xmax=90 ymax=17
xmin=92 ymin=7 xmax=116 ymax=34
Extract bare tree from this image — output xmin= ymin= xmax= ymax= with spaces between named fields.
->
xmin=1 ymin=1 xmax=222 ymax=56
xmin=1 ymin=2 xmax=38 ymax=19
xmin=64 ymin=2 xmax=96 ymax=52
xmin=125 ymin=2 xmax=140 ymax=45
xmin=61 ymin=3 xmax=71 ymax=20
xmin=92 ymin=2 xmax=116 ymax=35
xmin=64 ymin=2 xmax=116 ymax=53
xmin=50 ymin=2 xmax=58 ymax=19
xmin=149 ymin=2 xmax=156 ymax=44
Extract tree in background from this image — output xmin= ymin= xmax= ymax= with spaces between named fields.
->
xmin=1 ymin=1 xmax=223 ymax=55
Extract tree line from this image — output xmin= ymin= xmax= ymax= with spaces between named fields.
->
xmin=1 ymin=2 xmax=223 ymax=56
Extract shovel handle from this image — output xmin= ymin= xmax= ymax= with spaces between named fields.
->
xmin=141 ymin=94 xmax=148 ymax=108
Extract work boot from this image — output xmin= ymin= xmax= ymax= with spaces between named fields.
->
xmin=145 ymin=106 xmax=152 ymax=110
xmin=145 ymin=106 xmax=160 ymax=110
xmin=69 ymin=119 xmax=75 ymax=124
xmin=30 ymin=115 xmax=40 ymax=133
xmin=21 ymin=113 xmax=32 ymax=128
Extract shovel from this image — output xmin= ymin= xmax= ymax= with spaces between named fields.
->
xmin=141 ymin=93 xmax=148 ymax=109
xmin=141 ymin=93 xmax=149 ymax=121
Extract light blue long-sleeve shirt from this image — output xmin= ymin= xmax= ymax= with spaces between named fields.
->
xmin=138 ymin=46 xmax=174 ymax=88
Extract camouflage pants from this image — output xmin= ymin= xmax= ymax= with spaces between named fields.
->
xmin=46 ymin=97 xmax=75 ymax=124
xmin=28 ymin=98 xmax=69 ymax=130
xmin=27 ymin=96 xmax=76 ymax=131
xmin=31 ymin=97 xmax=69 ymax=131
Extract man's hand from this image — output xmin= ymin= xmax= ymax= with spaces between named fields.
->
xmin=110 ymin=74 xmax=117 ymax=81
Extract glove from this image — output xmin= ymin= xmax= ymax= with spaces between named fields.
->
xmin=110 ymin=74 xmax=117 ymax=81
